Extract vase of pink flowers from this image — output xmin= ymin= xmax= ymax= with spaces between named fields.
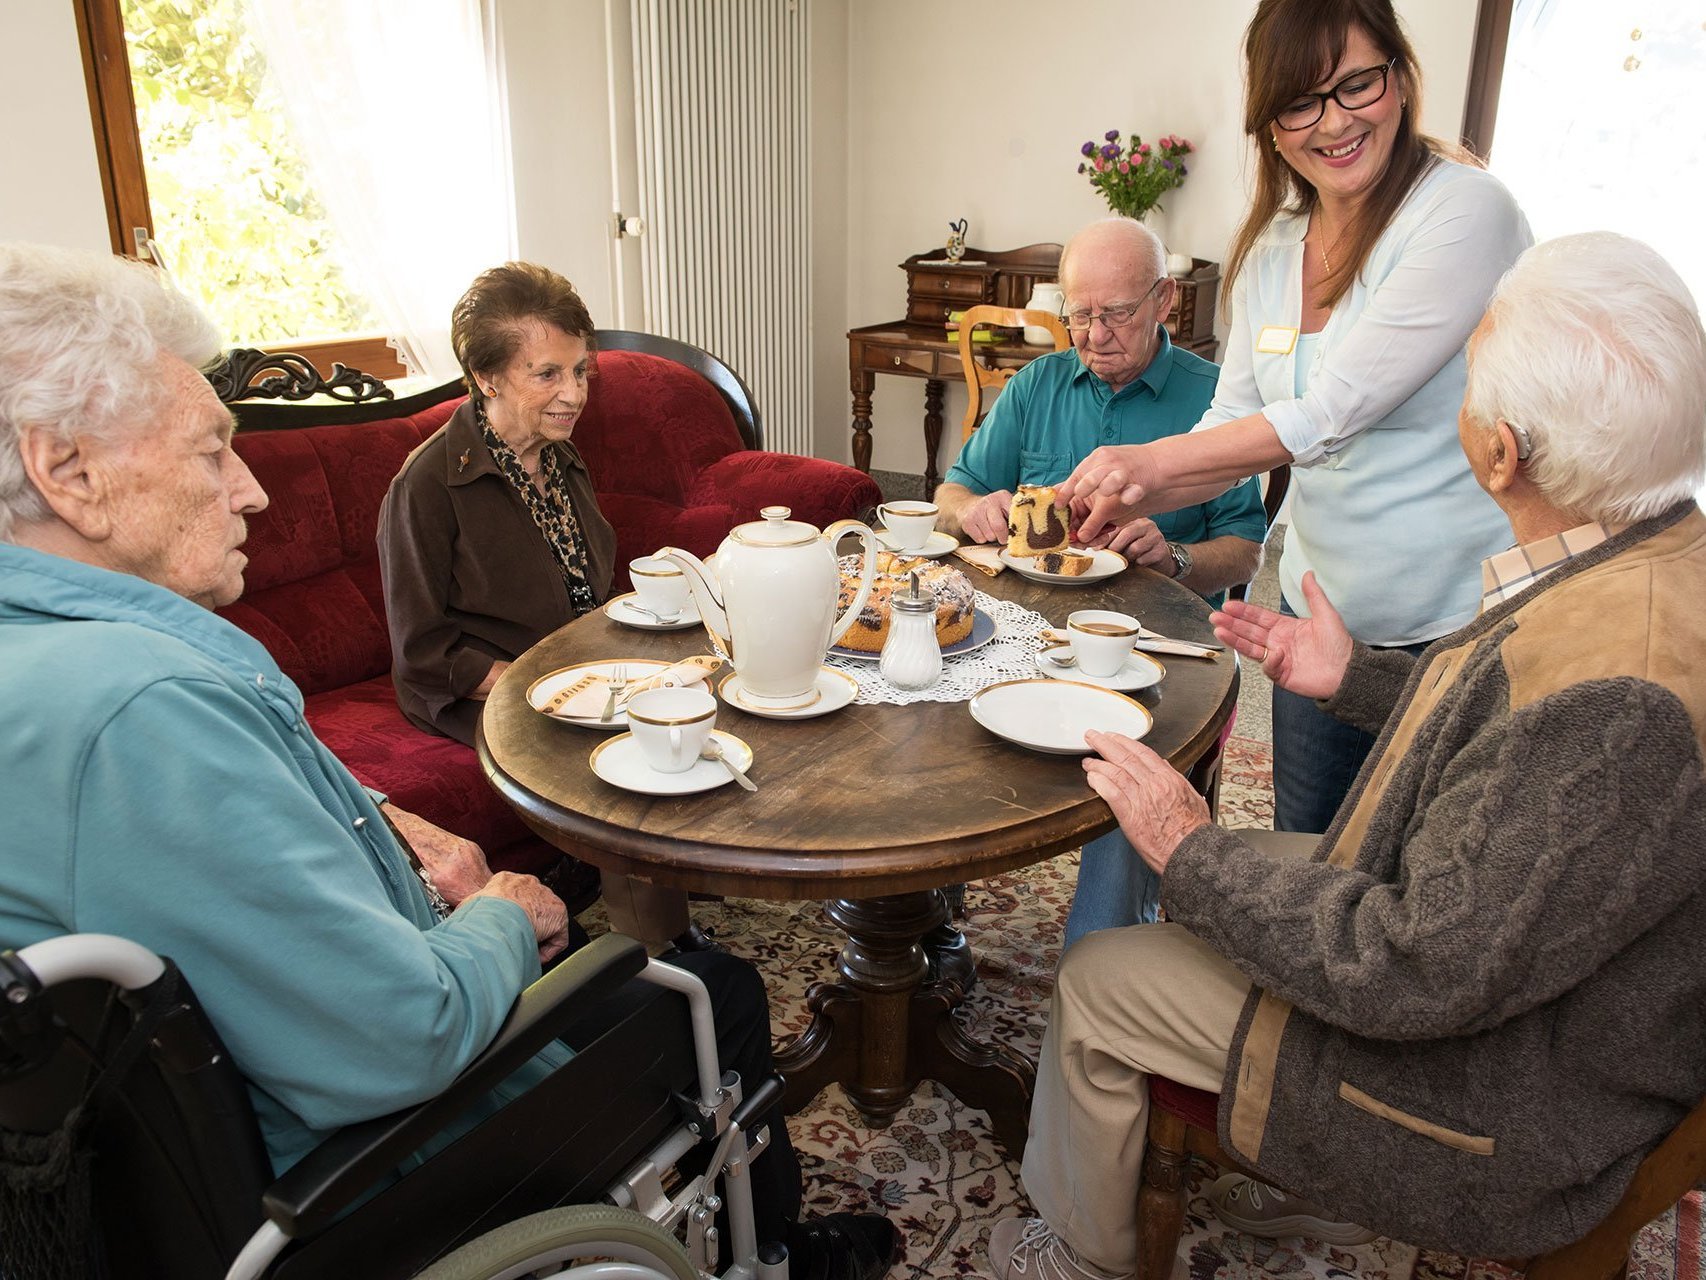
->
xmin=1078 ymin=130 xmax=1194 ymax=221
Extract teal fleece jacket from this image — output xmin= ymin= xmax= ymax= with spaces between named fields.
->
xmin=0 ymin=543 xmax=562 ymax=1174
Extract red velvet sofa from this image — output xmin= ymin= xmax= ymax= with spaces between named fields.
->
xmin=215 ymin=337 xmax=880 ymax=881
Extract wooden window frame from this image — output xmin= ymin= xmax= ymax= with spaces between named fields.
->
xmin=1461 ymin=0 xmax=1516 ymax=161
xmin=71 ymin=0 xmax=406 ymax=381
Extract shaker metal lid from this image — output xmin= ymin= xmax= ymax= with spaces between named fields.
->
xmin=728 ymin=505 xmax=817 ymax=548
xmin=891 ymin=568 xmax=936 ymax=612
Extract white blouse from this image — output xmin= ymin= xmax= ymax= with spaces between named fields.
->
xmin=1197 ymin=160 xmax=1533 ymax=645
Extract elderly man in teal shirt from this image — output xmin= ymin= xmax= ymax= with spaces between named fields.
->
xmin=938 ymin=218 xmax=1266 ymax=607
xmin=939 ymin=219 xmax=1268 ymax=940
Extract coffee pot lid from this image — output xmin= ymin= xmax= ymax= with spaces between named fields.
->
xmin=729 ymin=506 xmax=817 ymax=548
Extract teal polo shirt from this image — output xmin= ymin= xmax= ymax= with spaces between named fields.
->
xmin=944 ymin=327 xmax=1268 ymax=604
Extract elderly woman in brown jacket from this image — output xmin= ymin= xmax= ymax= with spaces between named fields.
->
xmin=379 ymin=262 xmax=701 ymax=954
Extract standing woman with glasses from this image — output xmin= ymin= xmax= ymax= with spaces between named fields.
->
xmin=1060 ymin=0 xmax=1532 ymax=838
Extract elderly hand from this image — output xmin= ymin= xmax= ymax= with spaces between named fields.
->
xmin=471 ymin=659 xmax=511 ymax=701
xmin=1105 ymin=517 xmax=1171 ymax=569
xmin=1082 ymin=730 xmax=1211 ymax=874
xmin=960 ymin=488 xmax=1015 ymax=545
xmin=465 ymin=871 xmax=571 ymax=963
xmin=1209 ymin=570 xmax=1353 ymax=700
xmin=382 ymin=804 xmax=493 ymax=906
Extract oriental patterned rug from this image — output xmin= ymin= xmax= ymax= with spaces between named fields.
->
xmin=580 ymin=735 xmax=1703 ymax=1280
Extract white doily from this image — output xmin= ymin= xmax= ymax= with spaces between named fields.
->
xmin=824 ymin=591 xmax=1051 ymax=705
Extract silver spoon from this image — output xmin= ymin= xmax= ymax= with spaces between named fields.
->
xmin=700 ymin=739 xmax=757 ymax=791
xmin=627 ymin=600 xmax=682 ymax=625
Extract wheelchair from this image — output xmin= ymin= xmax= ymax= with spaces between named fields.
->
xmin=0 ymin=931 xmax=791 ymax=1279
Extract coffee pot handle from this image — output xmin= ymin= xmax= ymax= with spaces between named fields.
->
xmin=823 ymin=520 xmax=879 ymax=649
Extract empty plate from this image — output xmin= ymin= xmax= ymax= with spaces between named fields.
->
xmin=968 ymin=678 xmax=1153 ymax=754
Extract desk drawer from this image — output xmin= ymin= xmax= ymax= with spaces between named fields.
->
xmin=905 ymin=297 xmax=962 ymax=327
xmin=876 ymin=347 xmax=951 ymax=378
xmin=910 ymin=269 xmax=993 ymax=303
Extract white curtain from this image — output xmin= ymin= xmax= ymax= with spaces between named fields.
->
xmin=244 ymin=0 xmax=517 ymax=378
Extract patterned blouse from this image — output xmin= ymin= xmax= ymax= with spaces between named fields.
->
xmin=478 ymin=404 xmax=599 ymax=616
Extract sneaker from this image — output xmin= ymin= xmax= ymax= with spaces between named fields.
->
xmin=988 ymin=1217 xmax=1133 ymax=1280
xmin=1208 ymin=1174 xmax=1377 ymax=1245
xmin=784 ymin=1212 xmax=899 ymax=1280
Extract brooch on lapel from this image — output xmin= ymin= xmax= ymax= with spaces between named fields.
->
xmin=457 ymin=449 xmax=471 ymax=473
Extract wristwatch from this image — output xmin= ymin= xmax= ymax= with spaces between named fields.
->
xmin=1165 ymin=541 xmax=1193 ymax=581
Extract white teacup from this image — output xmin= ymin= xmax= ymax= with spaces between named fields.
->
xmin=629 ymin=556 xmax=690 ymax=620
xmin=877 ymin=501 xmax=939 ymax=552
xmin=625 ymin=686 xmax=718 ymax=774
xmin=1067 ymin=609 xmax=1141 ymax=678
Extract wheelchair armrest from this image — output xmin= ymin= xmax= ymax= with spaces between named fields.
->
xmin=263 ymin=932 xmax=648 ymax=1236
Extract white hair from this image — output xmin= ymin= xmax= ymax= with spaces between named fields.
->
xmin=1059 ymin=217 xmax=1167 ymax=295
xmin=0 ymin=243 xmax=221 ymax=541
xmin=1464 ymin=232 xmax=1706 ymax=526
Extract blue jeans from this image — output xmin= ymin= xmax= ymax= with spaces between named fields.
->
xmin=1062 ymin=828 xmax=1161 ymax=948
xmin=1271 ymin=597 xmax=1429 ymax=834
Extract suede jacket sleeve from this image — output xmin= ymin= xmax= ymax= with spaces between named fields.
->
xmin=1162 ymin=678 xmax=1706 ymax=1041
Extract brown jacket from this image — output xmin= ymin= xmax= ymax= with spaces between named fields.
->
xmin=1164 ymin=503 xmax=1706 ymax=1255
xmin=377 ymin=402 xmax=616 ymax=744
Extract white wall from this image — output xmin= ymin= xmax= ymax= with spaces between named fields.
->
xmin=829 ymin=0 xmax=1479 ymax=475
xmin=0 ymin=1 xmax=113 ymax=252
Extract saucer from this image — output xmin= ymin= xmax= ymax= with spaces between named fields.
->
xmin=526 ymin=659 xmax=670 ymax=731
xmin=604 ymin=592 xmax=702 ymax=631
xmin=1036 ymin=646 xmax=1165 ymax=691
xmin=589 ymin=729 xmax=755 ymax=795
xmin=970 ymin=678 xmax=1153 ymax=754
xmin=998 ymin=548 xmax=1127 ymax=584
xmin=876 ymin=529 xmax=960 ymax=558
xmin=829 ymin=608 xmax=996 ymax=661
xmin=719 ymin=667 xmax=858 ymax=719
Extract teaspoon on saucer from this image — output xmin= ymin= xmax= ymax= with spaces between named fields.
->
xmin=700 ymin=739 xmax=757 ymax=790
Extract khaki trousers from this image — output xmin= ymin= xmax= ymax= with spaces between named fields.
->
xmin=1020 ymin=922 xmax=1252 ymax=1274
xmin=600 ymin=871 xmax=691 ymax=952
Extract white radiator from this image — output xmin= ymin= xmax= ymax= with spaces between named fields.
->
xmin=630 ymin=0 xmax=812 ymax=456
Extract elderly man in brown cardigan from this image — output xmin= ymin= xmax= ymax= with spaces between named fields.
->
xmin=989 ymin=232 xmax=1706 ymax=1280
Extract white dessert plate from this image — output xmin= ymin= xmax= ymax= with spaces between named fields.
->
xmin=828 ymin=608 xmax=996 ymax=662
xmin=998 ymin=548 xmax=1127 ymax=584
xmin=1036 ymin=646 xmax=1165 ymax=691
xmin=969 ymin=678 xmax=1153 ymax=754
xmin=875 ymin=529 xmax=960 ymax=558
xmin=526 ymin=659 xmax=671 ymax=731
xmin=718 ymin=667 xmax=859 ymax=720
xmin=604 ymin=592 xmax=703 ymax=631
xmin=589 ymin=729 xmax=755 ymax=796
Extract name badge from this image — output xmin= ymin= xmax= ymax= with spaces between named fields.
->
xmin=1256 ymin=325 xmax=1299 ymax=355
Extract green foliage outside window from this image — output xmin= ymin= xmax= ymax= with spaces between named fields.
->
xmin=123 ymin=0 xmax=379 ymax=345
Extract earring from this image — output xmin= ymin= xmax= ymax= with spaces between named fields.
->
xmin=1271 ymin=133 xmax=1281 ymax=150
xmin=483 ymin=387 xmax=498 ymax=398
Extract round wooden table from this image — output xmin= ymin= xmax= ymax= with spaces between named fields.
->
xmin=479 ymin=562 xmax=1239 ymax=1157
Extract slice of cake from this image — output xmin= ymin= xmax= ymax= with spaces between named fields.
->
xmin=1007 ymin=484 xmax=1069 ymax=557
xmin=1038 ymin=549 xmax=1094 ymax=576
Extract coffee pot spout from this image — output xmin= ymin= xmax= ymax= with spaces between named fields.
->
xmin=652 ymin=546 xmax=730 ymax=656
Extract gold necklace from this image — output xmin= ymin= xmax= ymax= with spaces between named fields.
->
xmin=1316 ymin=211 xmax=1345 ymax=274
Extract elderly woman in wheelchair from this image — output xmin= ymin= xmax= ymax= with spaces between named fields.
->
xmin=0 ymin=247 xmax=896 ymax=1279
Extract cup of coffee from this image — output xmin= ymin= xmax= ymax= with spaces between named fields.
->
xmin=877 ymin=501 xmax=939 ymax=552
xmin=625 ymin=686 xmax=718 ymax=773
xmin=1066 ymin=609 xmax=1141 ymax=677
xmin=629 ymin=556 xmax=690 ymax=620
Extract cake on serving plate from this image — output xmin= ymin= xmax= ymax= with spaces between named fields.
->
xmin=1007 ymin=484 xmax=1069 ymax=557
xmin=835 ymin=551 xmax=977 ymax=653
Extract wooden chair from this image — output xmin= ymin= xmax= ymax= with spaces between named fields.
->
xmin=956 ymin=304 xmax=1070 ymax=441
xmin=1140 ymin=1074 xmax=1706 ymax=1280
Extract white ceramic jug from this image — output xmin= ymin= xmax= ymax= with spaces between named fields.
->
xmin=1025 ymin=282 xmax=1065 ymax=345
xmin=656 ymin=507 xmax=879 ymax=710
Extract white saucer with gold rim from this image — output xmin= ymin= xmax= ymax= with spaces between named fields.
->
xmin=589 ymin=729 xmax=755 ymax=796
xmin=718 ymin=667 xmax=858 ymax=720
xmin=603 ymin=592 xmax=703 ymax=631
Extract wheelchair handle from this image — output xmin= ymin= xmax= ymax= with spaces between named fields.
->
xmin=10 ymin=934 xmax=166 ymax=991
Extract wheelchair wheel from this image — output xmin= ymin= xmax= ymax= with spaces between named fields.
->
xmin=414 ymin=1204 xmax=701 ymax=1280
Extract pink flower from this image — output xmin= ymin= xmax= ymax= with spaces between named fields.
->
xmin=1139 ymin=143 xmax=1151 ymax=155
xmin=1094 ymin=157 xmax=1107 ymax=171
xmin=1118 ymin=161 xmax=1130 ymax=173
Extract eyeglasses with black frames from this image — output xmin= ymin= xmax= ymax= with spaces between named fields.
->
xmin=1273 ymin=58 xmax=1397 ymax=132
xmin=1062 ymin=277 xmax=1166 ymax=332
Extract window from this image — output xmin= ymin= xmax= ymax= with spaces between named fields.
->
xmin=75 ymin=0 xmax=404 ymax=377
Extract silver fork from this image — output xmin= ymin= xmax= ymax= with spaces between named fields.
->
xmin=599 ymin=664 xmax=630 ymax=722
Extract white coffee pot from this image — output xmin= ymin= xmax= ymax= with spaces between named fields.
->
xmin=656 ymin=507 xmax=879 ymax=710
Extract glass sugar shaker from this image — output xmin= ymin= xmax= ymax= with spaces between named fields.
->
xmin=879 ymin=571 xmax=943 ymax=691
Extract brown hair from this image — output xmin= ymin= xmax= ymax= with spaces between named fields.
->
xmin=450 ymin=262 xmax=597 ymax=404
xmin=1223 ymin=0 xmax=1472 ymax=312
